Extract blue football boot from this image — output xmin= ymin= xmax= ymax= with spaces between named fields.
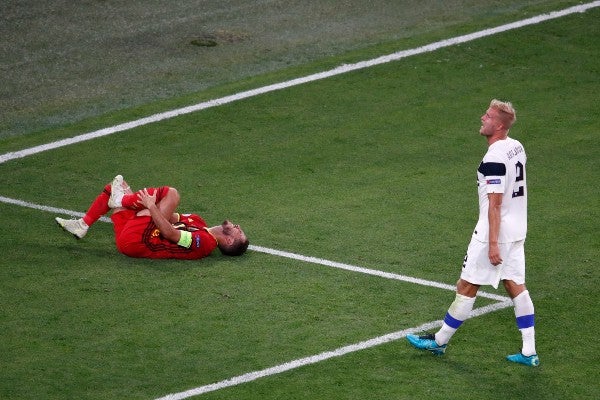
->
xmin=406 ymin=333 xmax=447 ymax=355
xmin=506 ymin=352 xmax=540 ymax=367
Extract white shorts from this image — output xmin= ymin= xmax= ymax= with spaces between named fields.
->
xmin=460 ymin=238 xmax=526 ymax=289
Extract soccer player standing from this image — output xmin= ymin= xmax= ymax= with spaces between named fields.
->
xmin=407 ymin=99 xmax=539 ymax=366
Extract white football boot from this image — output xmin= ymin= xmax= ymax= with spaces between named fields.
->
xmin=108 ymin=174 xmax=125 ymax=208
xmin=55 ymin=217 xmax=88 ymax=239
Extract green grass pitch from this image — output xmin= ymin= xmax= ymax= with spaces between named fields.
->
xmin=1 ymin=2 xmax=598 ymax=399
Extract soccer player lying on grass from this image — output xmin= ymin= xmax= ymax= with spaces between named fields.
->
xmin=55 ymin=175 xmax=249 ymax=259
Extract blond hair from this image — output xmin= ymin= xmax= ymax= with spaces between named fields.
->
xmin=490 ymin=99 xmax=516 ymax=130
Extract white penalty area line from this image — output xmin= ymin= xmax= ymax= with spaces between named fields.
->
xmin=1 ymin=1 xmax=598 ymax=165
xmin=154 ymin=300 xmax=513 ymax=400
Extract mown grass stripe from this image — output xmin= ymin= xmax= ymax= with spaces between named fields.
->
xmin=154 ymin=301 xmax=513 ymax=400
xmin=1 ymin=1 xmax=597 ymax=166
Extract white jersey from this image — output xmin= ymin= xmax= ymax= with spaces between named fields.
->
xmin=473 ymin=137 xmax=527 ymax=243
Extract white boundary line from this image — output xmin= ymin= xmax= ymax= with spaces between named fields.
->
xmin=0 ymin=1 xmax=598 ymax=165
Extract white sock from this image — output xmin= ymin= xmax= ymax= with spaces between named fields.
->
xmin=513 ymin=290 xmax=537 ymax=356
xmin=435 ymin=293 xmax=476 ymax=345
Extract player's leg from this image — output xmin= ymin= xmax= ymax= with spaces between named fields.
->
xmin=436 ymin=279 xmax=478 ymax=343
xmin=81 ymin=176 xmax=134 ymax=226
xmin=156 ymin=187 xmax=180 ymax=221
xmin=108 ymin=175 xmax=158 ymax=211
xmin=505 ymin=282 xmax=539 ymax=366
xmin=501 ymin=241 xmax=539 ymax=366
xmin=125 ymin=186 xmax=180 ymax=221
xmin=108 ymin=175 xmax=134 ymax=208
xmin=407 ymin=240 xmax=485 ymax=355
xmin=108 ymin=175 xmax=179 ymax=220
xmin=111 ymin=209 xmax=146 ymax=256
xmin=505 ymin=280 xmax=537 ymax=356
xmin=55 ymin=181 xmax=114 ymax=239
xmin=406 ymin=279 xmax=478 ymax=355
xmin=434 ymin=239 xmax=499 ymax=346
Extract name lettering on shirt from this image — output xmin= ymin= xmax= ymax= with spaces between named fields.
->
xmin=507 ymin=144 xmax=524 ymax=160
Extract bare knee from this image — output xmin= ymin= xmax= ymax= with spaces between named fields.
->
xmin=456 ymin=279 xmax=479 ymax=297
xmin=167 ymin=187 xmax=180 ymax=204
xmin=503 ymin=280 xmax=526 ymax=298
xmin=157 ymin=187 xmax=180 ymax=217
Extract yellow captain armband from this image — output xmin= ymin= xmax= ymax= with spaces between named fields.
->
xmin=177 ymin=230 xmax=193 ymax=248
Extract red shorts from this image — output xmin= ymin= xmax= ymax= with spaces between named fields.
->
xmin=111 ymin=210 xmax=154 ymax=257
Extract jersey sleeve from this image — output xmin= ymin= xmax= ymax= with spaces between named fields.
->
xmin=478 ymin=155 xmax=507 ymax=194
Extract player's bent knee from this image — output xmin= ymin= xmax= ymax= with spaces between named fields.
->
xmin=166 ymin=187 xmax=180 ymax=203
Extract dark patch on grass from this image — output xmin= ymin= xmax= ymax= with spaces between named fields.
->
xmin=190 ymin=30 xmax=250 ymax=47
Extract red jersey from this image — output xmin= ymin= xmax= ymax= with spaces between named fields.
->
xmin=111 ymin=210 xmax=218 ymax=259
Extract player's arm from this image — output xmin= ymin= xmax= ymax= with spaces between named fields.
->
xmin=138 ymin=189 xmax=182 ymax=243
xmin=169 ymin=213 xmax=181 ymax=224
xmin=487 ymin=192 xmax=503 ymax=266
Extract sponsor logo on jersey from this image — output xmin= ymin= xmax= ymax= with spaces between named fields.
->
xmin=487 ymin=179 xmax=501 ymax=184
xmin=195 ymin=235 xmax=201 ymax=248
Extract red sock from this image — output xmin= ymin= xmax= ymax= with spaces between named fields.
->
xmin=82 ymin=184 xmax=111 ymax=226
xmin=121 ymin=187 xmax=165 ymax=210
xmin=121 ymin=192 xmax=141 ymax=209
